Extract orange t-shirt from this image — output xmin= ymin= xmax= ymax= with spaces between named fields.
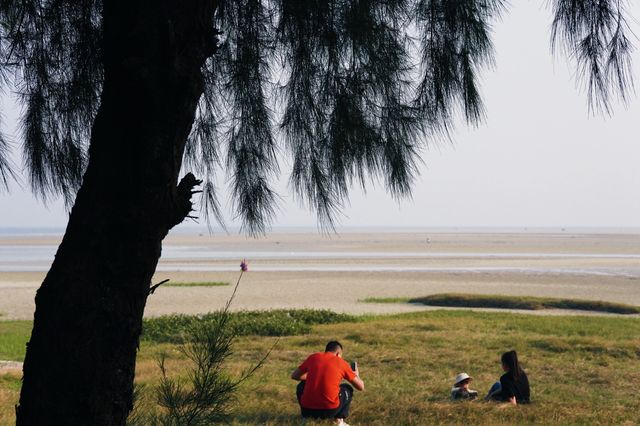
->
xmin=298 ymin=352 xmax=356 ymax=409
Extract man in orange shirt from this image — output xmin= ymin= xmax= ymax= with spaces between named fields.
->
xmin=291 ymin=341 xmax=365 ymax=426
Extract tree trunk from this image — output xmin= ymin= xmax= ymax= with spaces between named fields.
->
xmin=16 ymin=1 xmax=219 ymax=424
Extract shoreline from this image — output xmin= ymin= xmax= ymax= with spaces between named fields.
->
xmin=1 ymin=231 xmax=639 ymax=320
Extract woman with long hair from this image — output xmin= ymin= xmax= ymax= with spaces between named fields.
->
xmin=485 ymin=350 xmax=530 ymax=404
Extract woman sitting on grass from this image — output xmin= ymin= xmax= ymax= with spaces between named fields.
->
xmin=485 ymin=350 xmax=530 ymax=405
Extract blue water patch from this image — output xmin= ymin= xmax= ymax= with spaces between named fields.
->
xmin=0 ymin=227 xmax=64 ymax=237
xmin=1 ymin=243 xmax=639 ymax=277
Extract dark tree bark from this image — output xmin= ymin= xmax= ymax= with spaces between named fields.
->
xmin=16 ymin=1 xmax=219 ymax=424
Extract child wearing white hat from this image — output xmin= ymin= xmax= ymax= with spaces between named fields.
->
xmin=451 ymin=373 xmax=479 ymax=400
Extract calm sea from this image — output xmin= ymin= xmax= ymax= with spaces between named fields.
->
xmin=1 ymin=227 xmax=639 ymax=276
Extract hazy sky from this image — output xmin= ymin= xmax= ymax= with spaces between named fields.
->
xmin=1 ymin=2 xmax=639 ymax=230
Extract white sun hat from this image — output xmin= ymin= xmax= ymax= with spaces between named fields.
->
xmin=454 ymin=372 xmax=472 ymax=385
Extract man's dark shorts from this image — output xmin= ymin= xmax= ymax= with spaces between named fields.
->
xmin=296 ymin=381 xmax=354 ymax=419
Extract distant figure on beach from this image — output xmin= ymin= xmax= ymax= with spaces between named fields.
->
xmin=485 ymin=350 xmax=530 ymax=404
xmin=451 ymin=372 xmax=478 ymax=400
xmin=291 ymin=341 xmax=365 ymax=426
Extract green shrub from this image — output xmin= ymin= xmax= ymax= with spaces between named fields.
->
xmin=142 ymin=309 xmax=357 ymax=344
xmin=130 ymin=309 xmax=264 ymax=425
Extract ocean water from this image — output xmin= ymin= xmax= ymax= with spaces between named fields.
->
xmin=2 ymin=243 xmax=639 ymax=277
xmin=0 ymin=227 xmax=65 ymax=237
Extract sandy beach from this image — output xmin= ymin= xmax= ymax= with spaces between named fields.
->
xmin=1 ymin=230 xmax=639 ymax=320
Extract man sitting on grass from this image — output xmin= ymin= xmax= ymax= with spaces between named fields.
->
xmin=291 ymin=341 xmax=365 ymax=426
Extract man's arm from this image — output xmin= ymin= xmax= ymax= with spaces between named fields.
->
xmin=349 ymin=376 xmax=365 ymax=391
xmin=291 ymin=368 xmax=307 ymax=381
xmin=348 ymin=366 xmax=365 ymax=391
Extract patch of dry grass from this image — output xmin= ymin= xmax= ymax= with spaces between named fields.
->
xmin=137 ymin=311 xmax=640 ymax=425
xmin=2 ymin=311 xmax=639 ymax=425
xmin=0 ymin=373 xmax=20 ymax=425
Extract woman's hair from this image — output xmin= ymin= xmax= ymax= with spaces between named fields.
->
xmin=501 ymin=350 xmax=522 ymax=380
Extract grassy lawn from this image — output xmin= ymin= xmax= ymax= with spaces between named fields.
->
xmin=2 ymin=311 xmax=640 ymax=425
xmin=0 ymin=321 xmax=31 ymax=361
xmin=364 ymin=293 xmax=640 ymax=315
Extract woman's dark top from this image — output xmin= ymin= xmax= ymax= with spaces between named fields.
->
xmin=500 ymin=370 xmax=530 ymax=403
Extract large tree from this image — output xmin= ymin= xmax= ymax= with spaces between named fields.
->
xmin=0 ymin=0 xmax=634 ymax=424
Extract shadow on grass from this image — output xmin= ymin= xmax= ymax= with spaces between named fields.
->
xmin=0 ymin=374 xmax=21 ymax=392
xmin=232 ymin=411 xmax=303 ymax=424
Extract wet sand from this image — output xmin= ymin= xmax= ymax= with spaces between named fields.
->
xmin=1 ymin=231 xmax=639 ymax=320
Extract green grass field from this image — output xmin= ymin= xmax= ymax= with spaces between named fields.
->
xmin=163 ymin=281 xmax=230 ymax=287
xmin=2 ymin=310 xmax=639 ymax=425
xmin=364 ymin=293 xmax=640 ymax=315
xmin=0 ymin=321 xmax=32 ymax=361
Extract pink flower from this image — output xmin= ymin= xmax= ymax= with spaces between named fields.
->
xmin=240 ymin=259 xmax=248 ymax=272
